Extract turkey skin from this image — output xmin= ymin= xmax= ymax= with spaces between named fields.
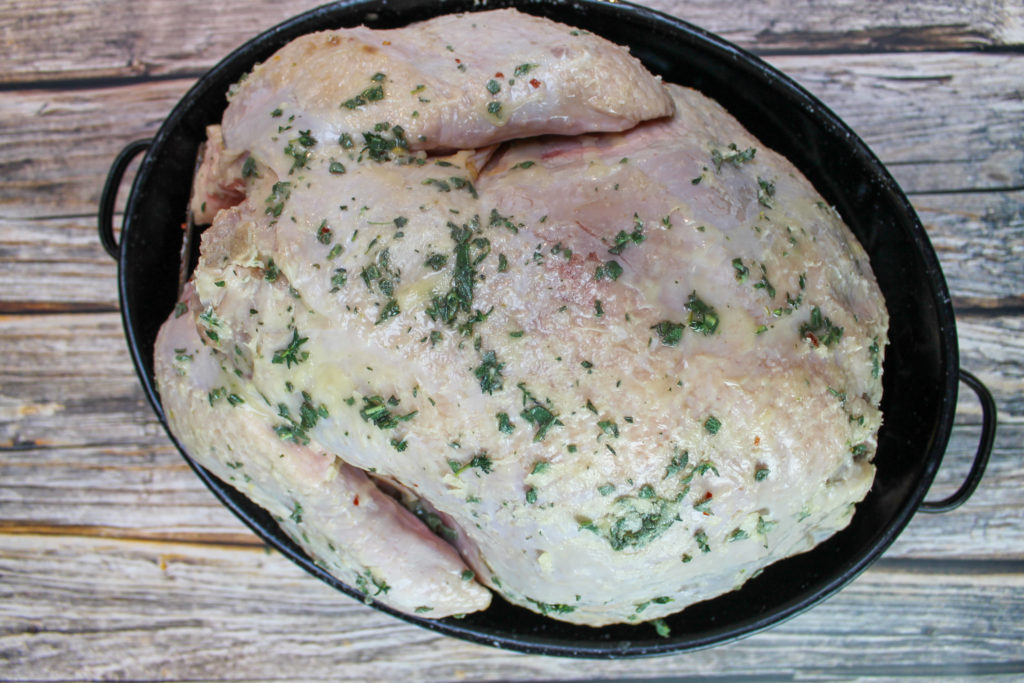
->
xmin=155 ymin=9 xmax=888 ymax=627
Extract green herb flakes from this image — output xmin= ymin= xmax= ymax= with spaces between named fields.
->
xmin=685 ymin=292 xmax=719 ymax=335
xmin=449 ymin=452 xmax=494 ymax=476
xmin=800 ymin=306 xmax=844 ymax=347
xmin=711 ymin=142 xmax=756 ymax=172
xmin=473 ymin=349 xmax=505 ymax=394
xmin=594 ymin=260 xmax=623 ymax=281
xmin=651 ymin=320 xmax=685 ymax=346
xmin=496 ymin=412 xmax=515 ymax=434
xmin=271 ymin=329 xmax=309 ymax=368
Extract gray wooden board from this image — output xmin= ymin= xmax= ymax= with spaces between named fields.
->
xmin=1 ymin=0 xmax=1022 ymax=679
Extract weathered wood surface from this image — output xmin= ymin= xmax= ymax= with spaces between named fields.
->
xmin=1 ymin=0 xmax=1021 ymax=85
xmin=1 ymin=0 xmax=1022 ymax=680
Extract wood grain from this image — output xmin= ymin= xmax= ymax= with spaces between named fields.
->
xmin=1 ymin=534 xmax=1021 ymax=681
xmin=1 ymin=0 xmax=1021 ymax=86
xmin=3 ymin=53 xmax=1022 ymax=220
xmin=1 ymin=0 xmax=1021 ymax=679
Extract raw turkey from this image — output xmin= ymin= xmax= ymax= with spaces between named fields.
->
xmin=155 ymin=9 xmax=888 ymax=627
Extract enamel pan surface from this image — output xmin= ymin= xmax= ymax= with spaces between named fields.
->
xmin=111 ymin=0 xmax=969 ymax=657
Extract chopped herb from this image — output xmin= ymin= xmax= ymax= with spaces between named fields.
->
xmin=704 ymin=416 xmax=721 ymax=435
xmin=800 ymin=306 xmax=844 ymax=347
xmin=869 ymin=336 xmax=881 ymax=378
xmin=732 ymin=258 xmax=749 ymax=282
xmin=594 ymin=260 xmax=623 ymax=281
xmin=695 ymin=530 xmax=710 ymax=553
xmin=329 ymin=268 xmax=348 ymax=291
xmin=290 ymin=501 xmax=303 ymax=524
xmin=359 ymin=395 xmax=416 ymax=430
xmin=425 ymin=252 xmax=448 ymax=271
xmin=531 ymin=461 xmax=550 ymax=475
xmin=316 ymin=220 xmax=333 ymax=245
xmin=526 ymin=598 xmax=575 ymax=616
xmin=685 ymin=292 xmax=719 ymax=335
xmin=755 ymin=467 xmax=770 ymax=481
xmin=711 ymin=142 xmax=757 ymax=172
xmin=339 ymin=132 xmax=354 ymax=149
xmin=663 ymin=449 xmax=689 ymax=479
xmin=518 ymin=384 xmax=562 ymax=442
xmin=496 ymin=412 xmax=515 ymax=434
xmin=264 ymin=181 xmax=291 ymax=218
xmin=461 ymin=569 xmax=475 ymax=581
xmin=694 ymin=461 xmax=720 ymax=477
xmin=486 ymin=101 xmax=502 ymax=116
xmin=598 ymin=483 xmax=615 ymax=496
xmin=241 ymin=156 xmax=259 ymax=178
xmin=361 ymin=124 xmax=408 ymax=162
xmin=473 ymin=349 xmax=505 ymax=394
xmin=728 ymin=528 xmax=750 ymax=542
xmin=329 ymin=161 xmax=346 ymax=175
xmin=757 ymin=176 xmax=776 ymax=208
xmin=651 ymin=320 xmax=685 ymax=346
xmin=375 ymin=298 xmax=400 ymax=324
xmin=511 ymin=160 xmax=536 ymax=170
xmin=608 ymin=214 xmax=645 ymax=255
xmin=271 ymin=329 xmax=309 ymax=368
xmin=488 ymin=208 xmax=519 ymax=233
xmin=753 ymin=264 xmax=777 ymax=299
xmin=513 ymin=63 xmax=538 ymax=77
xmin=486 ymin=79 xmax=501 ymax=94
xmin=342 ymin=76 xmax=386 ymax=109
xmin=598 ymin=420 xmax=619 ymax=438
xmin=390 ymin=437 xmax=408 ymax=452
xmin=525 ymin=487 xmax=537 ymax=504
xmin=449 ymin=452 xmax=494 ymax=476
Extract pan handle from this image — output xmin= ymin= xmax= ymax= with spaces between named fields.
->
xmin=98 ymin=139 xmax=152 ymax=259
xmin=919 ymin=369 xmax=997 ymax=513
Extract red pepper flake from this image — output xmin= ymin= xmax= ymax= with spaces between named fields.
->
xmin=353 ymin=495 xmax=360 ymax=506
xmin=529 ymin=78 xmax=541 ymax=88
xmin=455 ymin=58 xmax=461 ymax=63
xmin=754 ymin=435 xmax=761 ymax=446
xmin=805 ymin=331 xmax=820 ymax=348
xmin=495 ymin=72 xmax=504 ymax=78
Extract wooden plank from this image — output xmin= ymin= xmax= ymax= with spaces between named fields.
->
xmin=3 ymin=186 xmax=1021 ymax=310
xmin=1 ymin=423 xmax=1020 ymax=560
xmin=0 ymin=533 xmax=1020 ymax=680
xmin=0 ymin=319 xmax=1020 ymax=559
xmin=0 ymin=310 xmax=1019 ymax=450
xmin=0 ymin=79 xmax=192 ymax=220
xmin=1 ymin=0 xmax=1021 ymax=86
xmin=769 ymin=53 xmax=1024 ymax=196
xmin=1 ymin=53 xmax=1022 ymax=215
xmin=0 ymin=216 xmax=119 ymax=311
